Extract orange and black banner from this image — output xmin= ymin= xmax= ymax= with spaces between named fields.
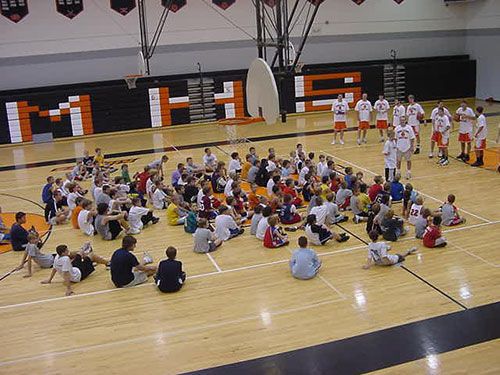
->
xmin=110 ymin=0 xmax=136 ymax=15
xmin=56 ymin=0 xmax=84 ymax=19
xmin=1 ymin=0 xmax=29 ymax=23
xmin=212 ymin=0 xmax=236 ymax=10
xmin=161 ymin=0 xmax=186 ymax=13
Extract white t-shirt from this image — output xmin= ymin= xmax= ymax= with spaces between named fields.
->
xmin=392 ymin=105 xmax=406 ymax=127
xmin=256 ymin=217 xmax=270 ymax=240
xmin=299 ymin=166 xmax=309 ymax=185
xmin=456 ymin=107 xmax=475 ymax=134
xmin=435 ymin=114 xmax=451 ymax=139
xmin=374 ymin=99 xmax=390 ymax=121
xmin=476 ymin=114 xmax=488 ymax=140
xmin=215 ymin=214 xmax=238 ymax=241
xmin=408 ymin=203 xmax=423 ymax=225
xmin=395 ymin=125 xmax=416 ymax=153
xmin=368 ymin=242 xmax=399 ymax=265
xmin=53 ymin=254 xmax=81 ymax=282
xmin=317 ymin=161 xmax=327 ymax=177
xmin=267 ymin=160 xmax=277 ymax=173
xmin=148 ymin=159 xmax=162 ymax=169
xmin=407 ymin=103 xmax=424 ymax=126
xmin=266 ymin=178 xmax=275 ymax=197
xmin=67 ymin=192 xmax=80 ymax=211
xmin=224 ymin=178 xmax=234 ymax=197
xmin=332 ymin=99 xmax=349 ymax=122
xmin=203 ymin=153 xmax=217 ymax=168
xmin=325 ymin=202 xmax=340 ymax=224
xmin=78 ymin=209 xmax=94 ymax=236
xmin=382 ymin=139 xmax=397 ymax=169
xmin=129 ymin=206 xmax=150 ymax=232
xmin=310 ymin=205 xmax=328 ymax=226
xmin=228 ymin=159 xmax=241 ymax=174
xmin=152 ymin=188 xmax=167 ymax=210
xmin=431 ymin=107 xmax=451 ymax=131
xmin=355 ymin=100 xmax=373 ymax=122
xmin=197 ymin=189 xmax=204 ymax=207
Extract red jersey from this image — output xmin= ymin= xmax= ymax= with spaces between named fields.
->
xmin=199 ymin=195 xmax=213 ymax=218
xmin=283 ymin=186 xmax=298 ymax=198
xmin=368 ymin=184 xmax=383 ymax=202
xmin=137 ymin=172 xmax=150 ymax=193
xmin=423 ymin=225 xmax=441 ymax=248
xmin=264 ymin=226 xmax=278 ymax=248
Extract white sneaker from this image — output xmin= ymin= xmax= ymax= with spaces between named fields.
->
xmin=126 ymin=228 xmax=140 ymax=235
xmin=340 ymin=139 xmax=345 ymax=145
xmin=428 ymin=153 xmax=434 ymax=159
xmin=142 ymin=252 xmax=153 ymax=265
xmin=406 ymin=171 xmax=411 ymax=180
xmin=441 ymin=159 xmax=449 ymax=166
xmin=331 ymin=139 xmax=336 ymax=145
xmin=362 ymin=138 xmax=367 ymax=144
xmin=408 ymin=247 xmax=418 ymax=255
xmin=357 ymin=139 xmax=361 ymax=145
xmin=353 ymin=215 xmax=359 ymax=224
xmin=379 ymin=137 xmax=385 ymax=143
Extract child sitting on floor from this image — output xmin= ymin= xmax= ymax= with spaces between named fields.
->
xmin=194 ymin=218 xmax=222 ymax=253
xmin=279 ymin=194 xmax=302 ymax=225
xmin=289 ymin=236 xmax=321 ymax=280
xmin=154 ymin=246 xmax=186 ymax=293
xmin=263 ymin=216 xmax=289 ymax=248
xmin=305 ymin=214 xmax=349 ymax=246
xmin=362 ymin=230 xmax=416 ymax=269
xmin=423 ymin=216 xmax=447 ymax=248
xmin=441 ymin=194 xmax=466 ymax=226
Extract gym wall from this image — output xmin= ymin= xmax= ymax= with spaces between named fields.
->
xmin=0 ymin=55 xmax=475 ymax=145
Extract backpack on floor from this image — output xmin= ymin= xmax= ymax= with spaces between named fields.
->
xmin=184 ymin=211 xmax=198 ymax=234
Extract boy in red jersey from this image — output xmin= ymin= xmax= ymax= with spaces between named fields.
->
xmin=423 ymin=216 xmax=447 ymax=248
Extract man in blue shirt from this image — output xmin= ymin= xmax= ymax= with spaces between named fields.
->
xmin=41 ymin=176 xmax=55 ymax=204
xmin=110 ymin=236 xmax=157 ymax=288
xmin=289 ymin=237 xmax=321 ymax=280
xmin=9 ymin=212 xmax=29 ymax=251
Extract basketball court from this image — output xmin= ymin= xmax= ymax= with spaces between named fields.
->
xmin=0 ymin=1 xmax=499 ymax=374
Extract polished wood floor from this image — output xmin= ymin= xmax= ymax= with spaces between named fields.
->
xmin=0 ymin=99 xmax=499 ymax=374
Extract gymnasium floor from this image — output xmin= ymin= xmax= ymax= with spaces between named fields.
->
xmin=0 ymin=98 xmax=499 ymax=374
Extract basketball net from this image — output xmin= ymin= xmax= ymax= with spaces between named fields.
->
xmin=125 ymin=75 xmax=142 ymax=89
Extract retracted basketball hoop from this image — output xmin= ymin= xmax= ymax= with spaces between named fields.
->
xmin=124 ymin=51 xmax=147 ymax=89
xmin=124 ymin=74 xmax=143 ymax=89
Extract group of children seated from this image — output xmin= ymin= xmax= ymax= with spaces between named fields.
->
xmin=8 ymin=143 xmax=468 ymax=295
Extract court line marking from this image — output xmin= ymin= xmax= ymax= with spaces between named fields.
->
xmin=206 ymin=253 xmax=222 ymax=272
xmin=0 ymin=297 xmax=344 ymax=368
xmin=448 ymin=241 xmax=499 ymax=268
xmin=2 ymin=221 xmax=499 ymax=310
xmin=320 ymin=150 xmax=494 ymax=224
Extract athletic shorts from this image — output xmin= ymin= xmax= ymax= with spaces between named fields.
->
xmin=411 ymin=124 xmax=419 ymax=136
xmin=376 ymin=120 xmax=388 ymax=129
xmin=72 ymin=255 xmax=95 ymax=281
xmin=397 ymin=149 xmax=412 ymax=162
xmin=123 ymin=270 xmax=148 ymax=287
xmin=358 ymin=121 xmax=370 ymax=130
xmin=475 ymin=139 xmax=486 ymax=150
xmin=334 ymin=121 xmax=346 ymax=130
xmin=458 ymin=132 xmax=472 ymax=143
xmin=431 ymin=131 xmax=440 ymax=143
xmin=438 ymin=135 xmax=449 ymax=148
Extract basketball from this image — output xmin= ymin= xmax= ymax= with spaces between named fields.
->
xmin=453 ymin=113 xmax=461 ymax=122
xmin=417 ymin=112 xmax=424 ymax=121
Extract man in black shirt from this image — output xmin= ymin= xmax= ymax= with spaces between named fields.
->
xmin=110 ymin=236 xmax=157 ymax=288
xmin=154 ymin=246 xmax=186 ymax=293
xmin=44 ymin=190 xmax=69 ymax=225
xmin=10 ymin=212 xmax=29 ymax=251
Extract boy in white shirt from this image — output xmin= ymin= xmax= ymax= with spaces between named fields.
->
xmin=374 ymin=93 xmax=390 ymax=142
xmin=202 ymin=148 xmax=217 ymax=171
xmin=151 ymin=180 xmax=170 ymax=209
xmin=382 ymin=130 xmax=397 ymax=182
xmin=41 ymin=243 xmax=109 ymax=296
xmin=77 ymin=199 xmax=96 ymax=236
xmin=316 ymin=154 xmax=327 ymax=177
xmin=228 ymin=152 xmax=242 ymax=174
xmin=455 ymin=100 xmax=476 ymax=162
xmin=406 ymin=95 xmax=425 ymax=154
xmin=362 ymin=230 xmax=416 ymax=269
xmin=392 ymin=99 xmax=406 ymax=128
xmin=395 ymin=117 xmax=416 ymax=180
xmin=471 ymin=106 xmax=488 ymax=167
xmin=354 ymin=93 xmax=373 ymax=145
xmin=127 ymin=197 xmax=160 ymax=235
xmin=435 ymin=107 xmax=451 ymax=166
xmin=429 ymin=101 xmax=452 ymax=158
xmin=331 ymin=93 xmax=349 ymax=145
xmin=215 ymin=205 xmax=244 ymax=241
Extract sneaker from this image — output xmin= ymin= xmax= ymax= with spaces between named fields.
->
xmin=408 ymin=247 xmax=418 ymax=255
xmin=337 ymin=234 xmax=350 ymax=243
xmin=285 ymin=226 xmax=298 ymax=232
xmin=456 ymin=153 xmax=464 ymax=160
xmin=340 ymin=139 xmax=345 ymax=145
xmin=331 ymin=139 xmax=336 ymax=145
xmin=379 ymin=137 xmax=385 ymax=143
xmin=463 ymin=154 xmax=470 ymax=162
xmin=152 ymin=217 xmax=160 ymax=225
xmin=339 ymin=216 xmax=349 ymax=223
xmin=428 ymin=152 xmax=434 ymax=159
xmin=142 ymin=252 xmax=153 ymax=265
xmin=80 ymin=242 xmax=93 ymax=256
xmin=441 ymin=159 xmax=449 ymax=166
xmin=362 ymin=138 xmax=367 ymax=144
xmin=126 ymin=228 xmax=140 ymax=235
xmin=406 ymin=171 xmax=411 ymax=180
xmin=413 ymin=147 xmax=420 ymax=154
xmin=353 ymin=215 xmax=359 ymax=224
xmin=471 ymin=159 xmax=483 ymax=167
xmin=437 ymin=158 xmax=444 ymax=165
xmin=357 ymin=139 xmax=361 ymax=145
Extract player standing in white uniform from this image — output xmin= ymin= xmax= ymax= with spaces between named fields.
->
xmin=382 ymin=130 xmax=397 ymax=182
xmin=435 ymin=107 xmax=451 ymax=166
xmin=406 ymin=95 xmax=425 ymax=155
xmin=331 ymin=94 xmax=349 ymax=145
xmin=455 ymin=100 xmax=476 ymax=162
xmin=374 ymin=94 xmax=390 ymax=142
xmin=354 ymin=93 xmax=373 ymax=145
xmin=395 ymin=116 xmax=416 ymax=180
xmin=429 ymin=101 xmax=452 ymax=159
xmin=471 ymin=106 xmax=488 ymax=167
xmin=392 ymin=99 xmax=406 ymax=128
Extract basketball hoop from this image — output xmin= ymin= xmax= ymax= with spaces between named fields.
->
xmin=295 ymin=62 xmax=304 ymax=74
xmin=124 ymin=74 xmax=142 ymax=89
